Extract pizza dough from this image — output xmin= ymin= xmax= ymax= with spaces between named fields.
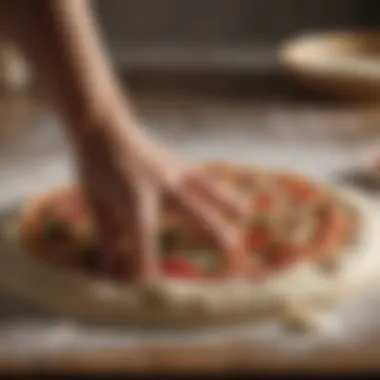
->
xmin=0 ymin=161 xmax=379 ymax=327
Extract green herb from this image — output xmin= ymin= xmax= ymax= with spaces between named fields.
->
xmin=78 ymin=245 xmax=102 ymax=270
xmin=249 ymin=214 xmax=273 ymax=230
xmin=193 ymin=250 xmax=223 ymax=273
xmin=159 ymin=228 xmax=181 ymax=253
xmin=43 ymin=219 xmax=69 ymax=242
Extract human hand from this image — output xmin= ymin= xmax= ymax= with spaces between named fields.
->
xmin=73 ymin=113 xmax=249 ymax=282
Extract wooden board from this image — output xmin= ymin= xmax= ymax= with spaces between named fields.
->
xmin=1 ymin=342 xmax=380 ymax=374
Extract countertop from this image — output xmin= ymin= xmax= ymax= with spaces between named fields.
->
xmin=0 ymin=71 xmax=379 ymax=374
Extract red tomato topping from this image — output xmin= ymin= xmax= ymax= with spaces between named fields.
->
xmin=20 ymin=165 xmax=355 ymax=283
xmin=280 ymin=176 xmax=318 ymax=203
xmin=264 ymin=243 xmax=300 ymax=269
xmin=246 ymin=231 xmax=270 ymax=251
xmin=253 ymin=193 xmax=274 ymax=213
xmin=162 ymin=257 xmax=202 ymax=278
xmin=313 ymin=203 xmax=345 ymax=254
xmin=64 ymin=194 xmax=88 ymax=221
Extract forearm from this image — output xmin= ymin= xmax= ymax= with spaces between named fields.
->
xmin=0 ymin=0 xmax=133 ymax=137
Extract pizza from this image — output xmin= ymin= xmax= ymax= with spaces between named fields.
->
xmin=17 ymin=163 xmax=357 ymax=279
xmin=0 ymin=162 xmax=379 ymax=327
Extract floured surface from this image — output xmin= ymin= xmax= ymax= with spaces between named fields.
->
xmin=1 ymin=106 xmax=380 ymax=368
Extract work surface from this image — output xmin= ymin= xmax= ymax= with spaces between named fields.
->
xmin=0 ymin=72 xmax=380 ymax=374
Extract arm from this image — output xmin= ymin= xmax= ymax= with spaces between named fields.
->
xmin=0 ymin=0 xmax=134 ymax=137
xmin=0 ymin=0 xmax=246 ymax=280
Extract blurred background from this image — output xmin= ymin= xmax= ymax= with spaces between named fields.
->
xmin=1 ymin=0 xmax=380 ymax=194
xmin=2 ymin=0 xmax=380 ymax=190
xmin=95 ymin=0 xmax=377 ymax=69
xmin=2 ymin=0 xmax=380 ymax=98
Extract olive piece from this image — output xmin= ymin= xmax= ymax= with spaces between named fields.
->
xmin=159 ymin=228 xmax=181 ymax=253
xmin=78 ymin=244 xmax=102 ymax=271
xmin=43 ymin=219 xmax=69 ymax=242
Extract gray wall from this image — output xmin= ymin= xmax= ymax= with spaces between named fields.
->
xmin=95 ymin=0 xmax=378 ymax=49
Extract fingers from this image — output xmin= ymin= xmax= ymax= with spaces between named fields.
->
xmin=132 ymin=183 xmax=161 ymax=282
xmin=79 ymin=152 xmax=251 ymax=281
xmin=85 ymin=179 xmax=161 ymax=282
xmin=173 ymin=188 xmax=249 ymax=277
xmin=184 ymin=170 xmax=248 ymax=221
xmin=81 ymin=188 xmax=123 ymax=275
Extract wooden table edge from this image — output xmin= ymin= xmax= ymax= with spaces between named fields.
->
xmin=0 ymin=342 xmax=379 ymax=374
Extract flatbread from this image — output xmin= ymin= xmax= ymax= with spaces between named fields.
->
xmin=0 ymin=161 xmax=379 ymax=328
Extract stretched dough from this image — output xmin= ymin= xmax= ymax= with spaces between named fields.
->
xmin=0 ymin=163 xmax=379 ymax=328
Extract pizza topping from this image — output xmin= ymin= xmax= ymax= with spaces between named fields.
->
xmin=312 ymin=201 xmax=345 ymax=255
xmin=162 ymin=257 xmax=202 ymax=278
xmin=280 ymin=175 xmax=322 ymax=205
xmin=159 ymin=228 xmax=181 ymax=253
xmin=247 ymin=229 xmax=271 ymax=251
xmin=284 ymin=211 xmax=317 ymax=246
xmin=248 ymin=213 xmax=275 ymax=233
xmin=191 ymin=250 xmax=223 ymax=273
xmin=163 ymin=249 xmax=223 ymax=276
xmin=259 ymin=243 xmax=300 ymax=269
xmin=19 ymin=164 xmax=356 ymax=282
xmin=74 ymin=217 xmax=94 ymax=241
xmin=43 ymin=219 xmax=70 ymax=242
xmin=253 ymin=193 xmax=275 ymax=214
xmin=76 ymin=244 xmax=102 ymax=272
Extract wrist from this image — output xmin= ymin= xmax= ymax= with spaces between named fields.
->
xmin=63 ymin=95 xmax=140 ymax=152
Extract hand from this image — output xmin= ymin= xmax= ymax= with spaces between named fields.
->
xmin=0 ymin=0 xmax=250 ymax=282
xmin=73 ymin=112 xmax=250 ymax=282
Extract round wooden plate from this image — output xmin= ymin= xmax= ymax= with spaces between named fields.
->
xmin=279 ymin=30 xmax=380 ymax=101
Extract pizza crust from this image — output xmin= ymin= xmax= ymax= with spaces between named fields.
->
xmin=0 ymin=163 xmax=379 ymax=327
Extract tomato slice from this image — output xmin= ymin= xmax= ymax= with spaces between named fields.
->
xmin=281 ymin=177 xmax=320 ymax=204
xmin=246 ymin=214 xmax=273 ymax=251
xmin=247 ymin=231 xmax=270 ymax=251
xmin=263 ymin=243 xmax=300 ymax=269
xmin=313 ymin=202 xmax=345 ymax=254
xmin=162 ymin=257 xmax=202 ymax=278
xmin=253 ymin=193 xmax=275 ymax=213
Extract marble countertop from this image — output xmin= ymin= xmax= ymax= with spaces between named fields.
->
xmin=0 ymin=77 xmax=380 ymax=373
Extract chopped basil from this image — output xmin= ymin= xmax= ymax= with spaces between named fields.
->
xmin=43 ymin=219 xmax=69 ymax=242
xmin=78 ymin=245 xmax=102 ymax=270
xmin=193 ymin=250 xmax=223 ymax=273
xmin=166 ymin=249 xmax=223 ymax=273
xmin=249 ymin=214 xmax=274 ymax=230
xmin=159 ymin=228 xmax=181 ymax=253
